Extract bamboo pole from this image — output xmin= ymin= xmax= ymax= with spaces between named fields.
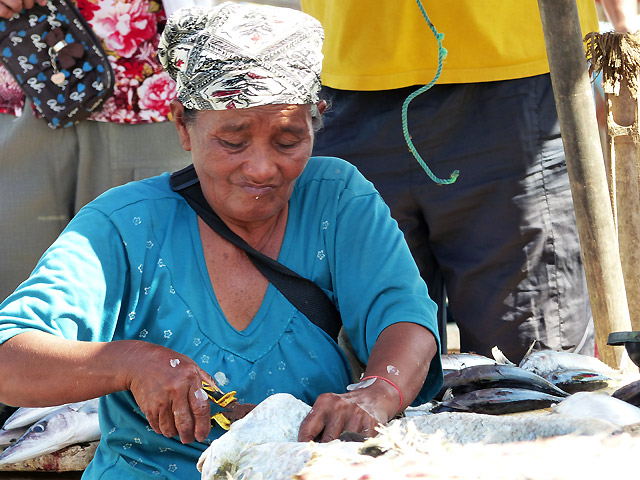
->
xmin=537 ymin=0 xmax=632 ymax=368
xmin=605 ymin=74 xmax=640 ymax=331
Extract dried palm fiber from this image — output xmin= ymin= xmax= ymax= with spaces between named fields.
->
xmin=585 ymin=30 xmax=640 ymax=335
xmin=585 ymin=30 xmax=640 ymax=96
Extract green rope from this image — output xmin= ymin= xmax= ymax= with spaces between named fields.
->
xmin=401 ymin=0 xmax=459 ymax=185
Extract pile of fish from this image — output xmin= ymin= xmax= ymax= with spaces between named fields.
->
xmin=0 ymin=398 xmax=100 ymax=468
xmin=432 ymin=344 xmax=630 ymax=414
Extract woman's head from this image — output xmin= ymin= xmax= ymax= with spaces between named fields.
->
xmin=158 ymin=3 xmax=325 ymax=226
xmin=157 ymin=2 xmax=324 ymax=111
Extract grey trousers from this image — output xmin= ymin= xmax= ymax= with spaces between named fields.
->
xmin=312 ymin=74 xmax=595 ymax=361
xmin=0 ymin=103 xmax=191 ymax=300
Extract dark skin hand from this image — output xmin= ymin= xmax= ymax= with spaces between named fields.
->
xmin=0 ymin=0 xmax=48 ymax=19
xmin=298 ymin=322 xmax=438 ymax=442
xmin=0 ymin=331 xmax=217 ymax=445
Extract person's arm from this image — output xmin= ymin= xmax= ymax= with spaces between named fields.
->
xmin=0 ymin=0 xmax=48 ymax=19
xmin=298 ymin=322 xmax=437 ymax=442
xmin=599 ymin=0 xmax=638 ymax=32
xmin=0 ymin=331 xmax=215 ymax=444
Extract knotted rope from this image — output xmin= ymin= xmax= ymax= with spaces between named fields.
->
xmin=401 ymin=0 xmax=459 ymax=185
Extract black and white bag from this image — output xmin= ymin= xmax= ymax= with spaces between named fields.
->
xmin=0 ymin=0 xmax=114 ymax=128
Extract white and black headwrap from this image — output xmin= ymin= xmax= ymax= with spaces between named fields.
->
xmin=157 ymin=2 xmax=324 ymax=110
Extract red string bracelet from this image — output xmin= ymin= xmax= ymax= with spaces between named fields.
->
xmin=361 ymin=375 xmax=404 ymax=412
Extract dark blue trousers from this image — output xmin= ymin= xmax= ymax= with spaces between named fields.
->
xmin=312 ymin=74 xmax=594 ymax=361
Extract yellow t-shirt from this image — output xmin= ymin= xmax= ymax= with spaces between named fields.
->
xmin=300 ymin=0 xmax=599 ymax=90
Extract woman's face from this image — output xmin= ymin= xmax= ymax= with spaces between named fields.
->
xmin=173 ymin=102 xmax=317 ymax=226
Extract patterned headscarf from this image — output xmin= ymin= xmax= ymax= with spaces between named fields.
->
xmin=157 ymin=2 xmax=324 ymax=110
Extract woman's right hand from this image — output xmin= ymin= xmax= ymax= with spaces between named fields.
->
xmin=122 ymin=341 xmax=216 ymax=445
xmin=0 ymin=0 xmax=48 ymax=19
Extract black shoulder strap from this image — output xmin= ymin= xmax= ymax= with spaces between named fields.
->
xmin=170 ymin=165 xmax=342 ymax=342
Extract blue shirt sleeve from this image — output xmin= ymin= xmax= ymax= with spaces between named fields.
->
xmin=0 ymin=206 xmax=126 ymax=345
xmin=329 ymin=174 xmax=443 ymax=403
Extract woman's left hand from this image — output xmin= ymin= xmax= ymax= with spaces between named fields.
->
xmin=297 ymin=377 xmax=398 ymax=442
xmin=298 ymin=322 xmax=439 ymax=442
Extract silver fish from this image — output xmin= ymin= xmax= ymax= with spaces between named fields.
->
xmin=432 ymin=387 xmax=566 ymax=415
xmin=2 ymin=404 xmax=70 ymax=430
xmin=0 ymin=399 xmax=100 ymax=465
xmin=436 ymin=364 xmax=570 ymax=400
xmin=551 ymin=391 xmax=640 ymax=427
xmin=0 ymin=425 xmax=29 ymax=447
xmin=441 ymin=353 xmax=498 ymax=373
xmin=519 ymin=350 xmax=616 ymax=377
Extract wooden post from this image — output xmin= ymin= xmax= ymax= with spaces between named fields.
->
xmin=537 ymin=0 xmax=632 ymax=368
xmin=606 ymin=77 xmax=640 ymax=331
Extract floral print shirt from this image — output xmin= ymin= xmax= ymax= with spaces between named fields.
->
xmin=0 ymin=0 xmax=176 ymax=123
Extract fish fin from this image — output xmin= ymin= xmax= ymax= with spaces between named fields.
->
xmin=491 ymin=346 xmax=515 ymax=366
xmin=520 ymin=340 xmax=538 ymax=364
xmin=442 ymin=388 xmax=455 ymax=401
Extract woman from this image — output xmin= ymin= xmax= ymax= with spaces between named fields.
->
xmin=0 ymin=3 xmax=442 ymax=478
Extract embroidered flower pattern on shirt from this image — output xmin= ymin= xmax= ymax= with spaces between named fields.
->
xmin=139 ymin=329 xmax=148 ymax=338
xmin=168 ymin=464 xmax=178 ymax=473
xmin=201 ymin=355 xmax=210 ymax=364
xmin=193 ymin=337 xmax=201 ymax=346
xmin=133 ymin=216 xmax=142 ymax=226
xmin=316 ymin=250 xmax=325 ymax=260
xmin=163 ymin=330 xmax=172 ymax=338
xmin=146 ymin=240 xmax=154 ymax=249
xmin=322 ymin=220 xmax=329 ymax=230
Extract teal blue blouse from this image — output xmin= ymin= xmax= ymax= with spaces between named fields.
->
xmin=0 ymin=157 xmax=442 ymax=479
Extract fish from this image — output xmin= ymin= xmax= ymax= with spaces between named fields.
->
xmin=611 ymin=378 xmax=640 ymax=407
xmin=441 ymin=353 xmax=498 ymax=374
xmin=431 ymin=387 xmax=566 ymax=415
xmin=542 ymin=369 xmax=611 ymax=394
xmin=198 ymin=393 xmax=312 ymax=477
xmin=0 ymin=425 xmax=29 ymax=448
xmin=518 ymin=349 xmax=617 ymax=377
xmin=0 ymin=398 xmax=100 ymax=465
xmin=403 ymin=411 xmax=618 ymax=445
xmin=2 ymin=404 xmax=70 ymax=430
xmin=435 ymin=364 xmax=570 ymax=400
xmin=551 ymin=391 xmax=640 ymax=427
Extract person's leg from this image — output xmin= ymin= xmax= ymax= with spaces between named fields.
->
xmin=0 ymin=105 xmax=79 ymax=299
xmin=313 ymin=78 xmax=593 ymax=361
xmin=408 ymin=75 xmax=593 ymax=360
xmin=74 ymin=120 xmax=192 ymax=212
